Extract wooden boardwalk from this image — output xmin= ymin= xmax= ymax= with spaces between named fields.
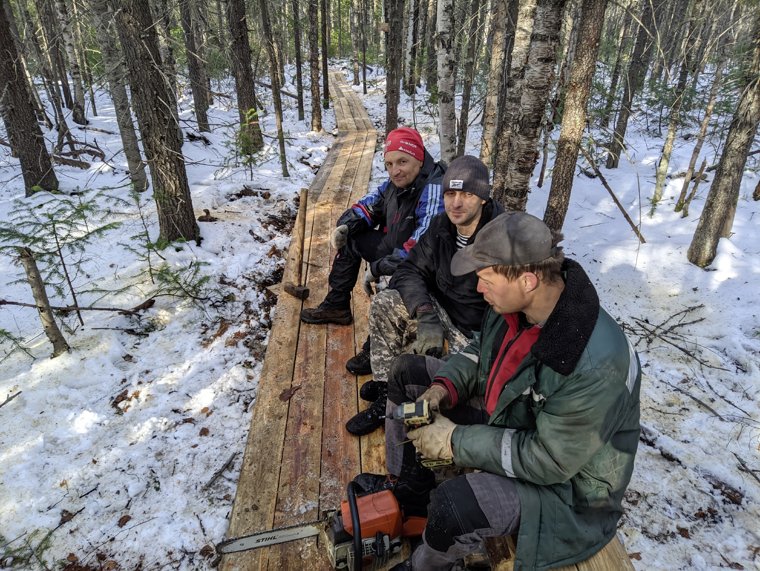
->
xmin=220 ymin=72 xmax=636 ymax=571
xmin=221 ymin=71 xmax=387 ymax=571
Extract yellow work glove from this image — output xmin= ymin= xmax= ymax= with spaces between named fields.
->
xmin=407 ymin=412 xmax=456 ymax=462
xmin=416 ymin=384 xmax=450 ymax=412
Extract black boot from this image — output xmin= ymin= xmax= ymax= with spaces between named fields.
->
xmin=359 ymin=380 xmax=387 ymax=402
xmin=300 ymin=299 xmax=352 ymax=325
xmin=346 ymin=347 xmax=371 ymax=374
xmin=345 ymin=394 xmax=386 ymax=435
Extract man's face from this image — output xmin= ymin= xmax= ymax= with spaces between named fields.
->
xmin=476 ymin=267 xmax=528 ymax=314
xmin=444 ymin=190 xmax=485 ymax=229
xmin=384 ymin=150 xmax=422 ymax=189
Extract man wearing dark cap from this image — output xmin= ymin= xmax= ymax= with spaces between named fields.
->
xmin=354 ymin=212 xmax=641 ymax=571
xmin=300 ymin=127 xmax=445 ymax=329
xmin=344 ymin=156 xmax=503 ymax=436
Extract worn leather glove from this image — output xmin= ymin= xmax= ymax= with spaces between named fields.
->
xmin=330 ymin=224 xmax=349 ymax=250
xmin=417 ymin=384 xmax=450 ymax=412
xmin=408 ymin=412 xmax=456 ymax=462
xmin=362 ymin=266 xmax=378 ymax=296
xmin=411 ymin=311 xmax=445 ymax=358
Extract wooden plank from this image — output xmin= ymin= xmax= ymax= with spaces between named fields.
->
xmin=222 ymin=71 xmax=378 ymax=571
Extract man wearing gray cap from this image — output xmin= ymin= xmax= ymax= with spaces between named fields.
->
xmin=355 ymin=212 xmax=641 ymax=570
xmin=344 ymin=156 xmax=503 ymax=436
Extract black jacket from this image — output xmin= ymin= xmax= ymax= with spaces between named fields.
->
xmin=390 ymin=199 xmax=505 ymax=337
xmin=337 ymin=151 xmax=446 ymax=276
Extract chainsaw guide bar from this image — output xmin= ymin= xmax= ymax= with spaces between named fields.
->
xmin=217 ymin=518 xmax=326 ymax=553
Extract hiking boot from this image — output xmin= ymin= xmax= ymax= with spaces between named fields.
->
xmin=346 ymin=347 xmax=372 ymax=375
xmin=389 ymin=559 xmax=413 ymax=571
xmin=300 ymin=301 xmax=352 ymax=325
xmin=345 ymin=395 xmax=386 ymax=435
xmin=352 ymin=472 xmax=435 ymax=518
xmin=359 ymin=380 xmax=387 ymax=402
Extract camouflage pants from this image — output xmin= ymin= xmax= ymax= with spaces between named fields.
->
xmin=368 ymin=289 xmax=470 ymax=385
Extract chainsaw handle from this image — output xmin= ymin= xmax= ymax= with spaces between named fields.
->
xmin=346 ymin=482 xmax=363 ymax=571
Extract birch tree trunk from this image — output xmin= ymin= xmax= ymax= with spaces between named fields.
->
xmin=492 ymin=0 xmax=537 ymax=193
xmin=54 ymin=0 xmax=87 ymax=125
xmin=180 ymin=0 xmax=210 ymax=132
xmin=18 ymin=248 xmax=70 ymax=358
xmin=493 ymin=0 xmax=565 ymax=211
xmin=0 ymin=3 xmax=59 ymax=194
xmin=308 ymin=0 xmax=322 ymax=131
xmin=226 ymin=0 xmax=265 ymax=154
xmin=34 ymin=0 xmax=72 ymax=110
xmin=88 ymin=0 xmax=148 ymax=192
xmin=605 ymin=0 xmax=659 ymax=168
xmin=258 ymin=0 xmax=290 ymax=177
xmin=687 ymin=13 xmax=760 ymax=268
xmin=385 ymin=0 xmax=404 ymax=134
xmin=116 ymin=0 xmax=200 ymax=244
xmin=436 ymin=0 xmax=457 ymax=162
xmin=543 ymin=0 xmax=608 ymax=232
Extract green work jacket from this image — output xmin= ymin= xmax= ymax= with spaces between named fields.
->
xmin=434 ymin=260 xmax=641 ymax=570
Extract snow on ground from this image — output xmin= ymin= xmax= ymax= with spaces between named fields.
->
xmin=1 ymin=64 xmax=759 ymax=570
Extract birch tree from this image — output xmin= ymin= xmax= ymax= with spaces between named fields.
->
xmin=493 ymin=0 xmax=565 ymax=211
xmin=180 ymin=0 xmax=210 ymax=132
xmin=385 ymin=0 xmax=403 ymax=134
xmin=54 ymin=0 xmax=87 ymax=125
xmin=309 ymin=0 xmax=322 ymax=131
xmin=436 ymin=0 xmax=457 ymax=162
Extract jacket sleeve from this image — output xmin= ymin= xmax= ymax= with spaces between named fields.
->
xmin=400 ymin=179 xmax=444 ymax=254
xmin=345 ymin=180 xmax=390 ymax=231
xmin=452 ymin=363 xmax=635 ymax=481
xmin=389 ymin=227 xmax=438 ymax=316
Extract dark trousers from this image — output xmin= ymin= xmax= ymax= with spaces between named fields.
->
xmin=325 ymin=229 xmax=390 ymax=307
xmin=384 ymin=354 xmax=521 ymax=570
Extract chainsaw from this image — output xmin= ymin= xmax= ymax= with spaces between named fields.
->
xmin=217 ymin=483 xmax=426 ymax=570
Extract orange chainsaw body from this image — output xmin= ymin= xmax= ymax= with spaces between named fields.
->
xmin=340 ymin=489 xmax=403 ymax=539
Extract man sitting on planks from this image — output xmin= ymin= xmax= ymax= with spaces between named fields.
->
xmin=345 ymin=156 xmax=503 ymax=436
xmin=356 ymin=212 xmax=642 ymax=570
xmin=300 ymin=128 xmax=445 ymax=364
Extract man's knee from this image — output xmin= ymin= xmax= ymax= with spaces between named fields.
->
xmin=387 ymin=354 xmax=429 ymax=404
xmin=424 ymin=477 xmax=490 ymax=552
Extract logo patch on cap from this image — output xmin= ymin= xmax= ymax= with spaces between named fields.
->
xmin=449 ymin=179 xmax=464 ymax=190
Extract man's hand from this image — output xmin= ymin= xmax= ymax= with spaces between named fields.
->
xmin=408 ymin=413 xmax=456 ymax=461
xmin=330 ymin=224 xmax=349 ymax=250
xmin=362 ymin=266 xmax=378 ymax=296
xmin=411 ymin=312 xmax=445 ymax=358
xmin=417 ymin=384 xmax=449 ymax=412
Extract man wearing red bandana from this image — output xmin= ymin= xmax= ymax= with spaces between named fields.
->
xmin=301 ymin=127 xmax=446 ymax=342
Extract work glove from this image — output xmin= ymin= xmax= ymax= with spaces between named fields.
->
xmin=417 ymin=384 xmax=450 ymax=412
xmin=330 ymin=224 xmax=349 ymax=250
xmin=362 ymin=266 xmax=378 ymax=296
xmin=408 ymin=412 xmax=456 ymax=462
xmin=411 ymin=311 xmax=445 ymax=358
xmin=370 ymin=249 xmax=405 ymax=277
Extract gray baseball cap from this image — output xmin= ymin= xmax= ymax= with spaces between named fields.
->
xmin=451 ymin=211 xmax=555 ymax=276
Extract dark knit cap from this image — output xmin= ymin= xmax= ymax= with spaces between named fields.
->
xmin=442 ymin=155 xmax=491 ymax=200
